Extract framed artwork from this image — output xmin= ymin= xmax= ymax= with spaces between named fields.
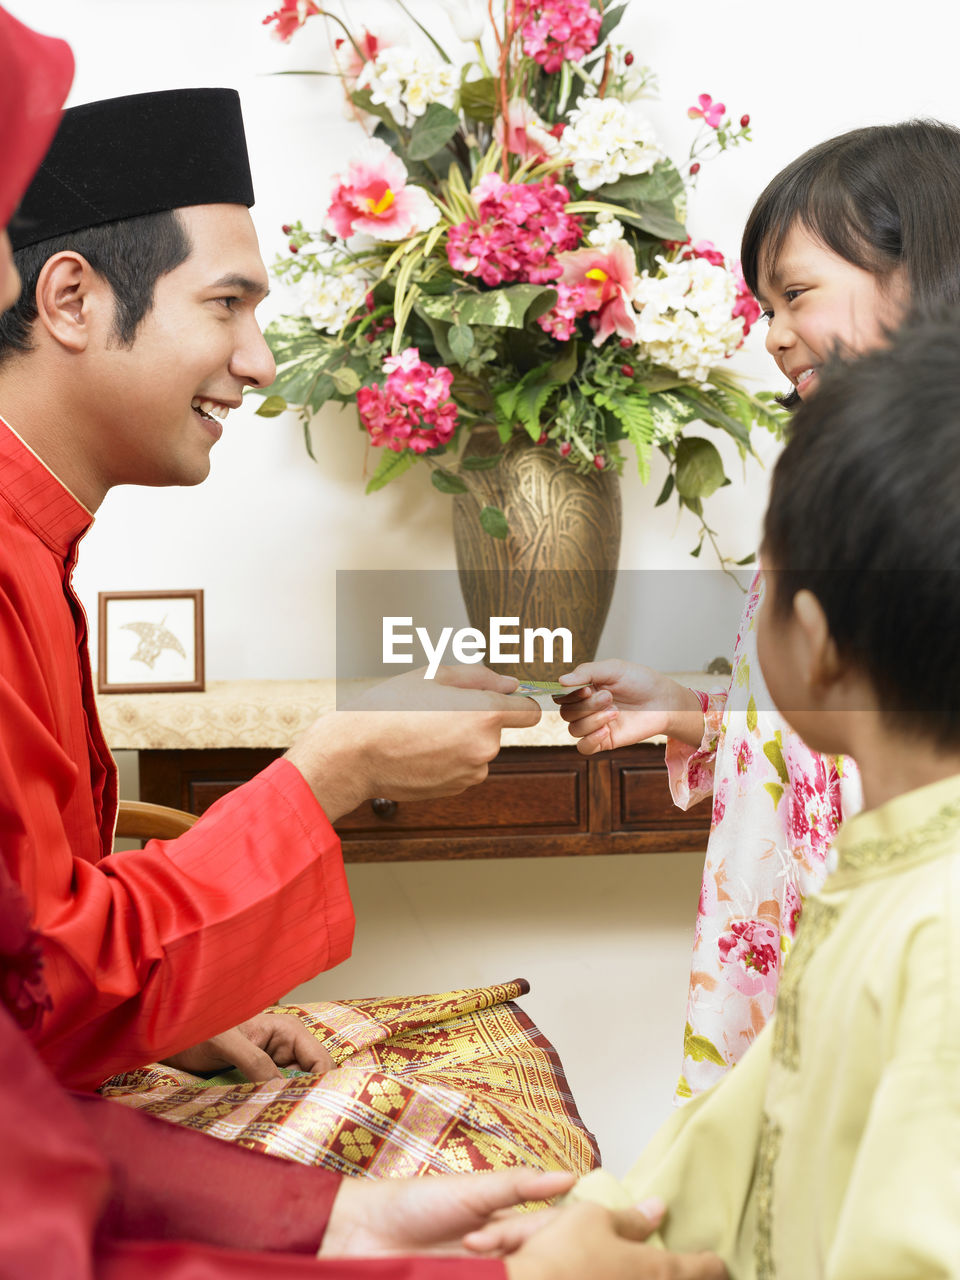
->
xmin=97 ymin=590 xmax=205 ymax=694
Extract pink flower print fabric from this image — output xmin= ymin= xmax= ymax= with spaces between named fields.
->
xmin=667 ymin=572 xmax=863 ymax=1100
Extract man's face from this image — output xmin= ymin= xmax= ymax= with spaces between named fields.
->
xmin=86 ymin=203 xmax=275 ymax=492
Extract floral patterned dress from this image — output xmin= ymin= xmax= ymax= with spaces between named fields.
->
xmin=666 ymin=571 xmax=862 ymax=1100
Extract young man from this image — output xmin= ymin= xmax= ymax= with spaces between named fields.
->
xmin=477 ymin=317 xmax=960 ymax=1277
xmin=0 ymin=82 xmax=594 ymax=1183
xmin=0 ymin=12 xmax=692 ymax=1277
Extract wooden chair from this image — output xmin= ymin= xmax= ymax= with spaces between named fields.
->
xmin=115 ymin=800 xmax=197 ymax=841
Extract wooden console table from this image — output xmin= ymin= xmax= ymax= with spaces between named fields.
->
xmin=97 ymin=679 xmax=717 ymax=863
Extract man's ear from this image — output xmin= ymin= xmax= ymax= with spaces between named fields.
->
xmin=793 ymin=589 xmax=844 ymax=693
xmin=34 ymin=252 xmax=105 ymax=353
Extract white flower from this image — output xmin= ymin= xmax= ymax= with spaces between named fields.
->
xmin=586 ymin=210 xmax=626 ymax=251
xmin=436 ymin=0 xmax=487 ymax=42
xmin=358 ymin=46 xmax=458 ymax=125
xmin=300 ymin=264 xmax=370 ymax=335
xmin=558 ymin=98 xmax=665 ymax=191
xmin=633 ymin=256 xmax=745 ymax=383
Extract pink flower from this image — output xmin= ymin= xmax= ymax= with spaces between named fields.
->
xmin=334 ymin=30 xmax=386 ymax=87
xmin=687 ymin=93 xmax=725 ymax=129
xmin=537 ymin=282 xmax=589 ymax=339
xmin=513 ymin=0 xmax=602 ymax=74
xmin=494 ymin=99 xmax=558 ymax=161
xmin=262 ymin=0 xmax=320 ymax=42
xmin=447 ymin=175 xmax=581 ymax=287
xmin=358 ymin=348 xmax=459 ymax=453
xmin=326 ymin=138 xmax=439 ymax=242
xmin=555 ymin=240 xmax=640 ymax=346
xmin=717 ymin=919 xmax=780 ymax=997
xmin=732 ymin=260 xmax=762 ymax=337
xmin=781 ymin=883 xmax=802 ymax=940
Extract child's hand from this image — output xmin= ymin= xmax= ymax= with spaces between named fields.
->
xmin=556 ymin=660 xmax=706 ymax=754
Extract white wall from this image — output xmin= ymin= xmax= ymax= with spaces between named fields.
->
xmin=11 ymin=0 xmax=960 ymax=1170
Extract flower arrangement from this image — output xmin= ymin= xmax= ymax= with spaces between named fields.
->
xmin=257 ymin=0 xmax=784 ymax=563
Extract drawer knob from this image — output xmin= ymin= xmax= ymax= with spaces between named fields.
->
xmin=371 ymin=797 xmax=398 ymax=819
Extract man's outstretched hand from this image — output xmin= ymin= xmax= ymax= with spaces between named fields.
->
xmin=161 ymin=1010 xmax=334 ymax=1081
xmin=320 ymin=1169 xmax=577 ymax=1257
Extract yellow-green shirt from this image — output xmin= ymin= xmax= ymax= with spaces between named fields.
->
xmin=576 ymin=772 xmax=960 ymax=1278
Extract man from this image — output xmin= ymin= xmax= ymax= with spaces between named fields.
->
xmin=0 ymin=10 xmax=697 ymax=1277
xmin=0 ymin=78 xmax=595 ymax=1185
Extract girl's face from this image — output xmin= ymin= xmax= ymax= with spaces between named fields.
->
xmin=755 ymin=222 xmax=907 ymax=401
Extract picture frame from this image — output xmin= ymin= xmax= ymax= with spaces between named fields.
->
xmin=97 ymin=590 xmax=205 ymax=694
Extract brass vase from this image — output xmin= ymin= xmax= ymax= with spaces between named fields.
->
xmin=452 ymin=428 xmax=622 ymax=681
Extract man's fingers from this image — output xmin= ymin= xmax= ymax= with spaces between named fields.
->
xmin=227 ymin=1032 xmax=284 ymax=1082
xmin=434 ymin=664 xmax=519 ymax=694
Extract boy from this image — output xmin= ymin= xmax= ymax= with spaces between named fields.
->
xmin=474 ymin=315 xmax=960 ymax=1276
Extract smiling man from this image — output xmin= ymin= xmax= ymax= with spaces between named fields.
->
xmin=0 ymin=88 xmax=597 ymax=1188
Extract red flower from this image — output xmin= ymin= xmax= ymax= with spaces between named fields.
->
xmin=262 ymin=0 xmax=320 ymax=43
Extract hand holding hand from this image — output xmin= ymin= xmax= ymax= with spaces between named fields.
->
xmin=162 ymin=1010 xmax=334 ymax=1082
xmin=556 ymin=660 xmax=705 ymax=755
xmin=501 ymin=1200 xmax=727 ymax=1280
xmin=320 ymin=1168 xmax=576 ymax=1258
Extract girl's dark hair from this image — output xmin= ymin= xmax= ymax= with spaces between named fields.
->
xmin=741 ymin=120 xmax=960 ymax=406
xmin=0 ymin=209 xmax=191 ymax=363
xmin=763 ymin=312 xmax=960 ymax=749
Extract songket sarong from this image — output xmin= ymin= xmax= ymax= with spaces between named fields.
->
xmin=99 ymin=980 xmax=600 ymax=1181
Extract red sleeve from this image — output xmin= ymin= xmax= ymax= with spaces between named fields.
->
xmin=0 ymin=1000 xmax=504 ymax=1280
xmin=0 ymin=666 xmax=354 ymax=1088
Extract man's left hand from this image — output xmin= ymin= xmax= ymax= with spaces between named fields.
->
xmin=161 ymin=1011 xmax=334 ymax=1081
xmin=320 ymin=1169 xmax=577 ymax=1257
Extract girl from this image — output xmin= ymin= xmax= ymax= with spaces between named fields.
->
xmin=558 ymin=119 xmax=960 ymax=1098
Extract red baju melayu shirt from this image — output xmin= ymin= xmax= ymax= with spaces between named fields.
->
xmin=0 ymin=415 xmax=355 ymax=1089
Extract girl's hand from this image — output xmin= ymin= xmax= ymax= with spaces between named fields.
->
xmin=556 ymin=660 xmax=706 ymax=754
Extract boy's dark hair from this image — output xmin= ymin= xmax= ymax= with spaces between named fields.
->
xmin=0 ymin=209 xmax=191 ymax=363
xmin=741 ymin=120 xmax=960 ymax=407
xmin=763 ymin=313 xmax=960 ymax=747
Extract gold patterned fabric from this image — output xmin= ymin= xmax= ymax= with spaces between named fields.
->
xmin=99 ymin=981 xmax=599 ymax=1183
xmin=573 ymin=773 xmax=960 ymax=1278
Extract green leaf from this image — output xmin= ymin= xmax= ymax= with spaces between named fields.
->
xmin=764 ymin=782 xmax=785 ymax=808
xmin=330 ymin=367 xmax=361 ymax=395
xmin=480 ymin=505 xmax=509 ymax=539
xmin=448 ymin=322 xmax=475 ymax=364
xmin=736 ymin=552 xmax=757 ymax=566
xmin=254 ymin=394 xmax=288 ymax=418
xmin=763 ymin=737 xmax=790 ymax=786
xmin=460 ymin=76 xmax=497 ymax=124
xmin=365 ymin=449 xmax=415 ymax=494
xmin=675 ymin=437 xmax=726 ymax=500
xmin=461 ymin=454 xmax=502 ymax=470
xmin=418 ymin=284 xmax=558 ymax=330
xmin=393 ymin=0 xmax=452 ymax=62
xmin=588 ymin=387 xmax=656 ymax=482
xmin=596 ymin=1 xmax=628 ymax=43
xmin=431 ymin=468 xmax=469 ymax=494
xmin=349 ymin=87 xmax=401 ymax=133
xmin=674 ymin=389 xmax=752 ymax=451
xmin=683 ymin=1022 xmax=726 ymax=1067
xmin=408 ymin=103 xmax=461 ymax=161
xmin=746 ymin=695 xmax=758 ymax=734
xmin=654 ymin=472 xmax=674 ymax=507
xmin=595 ymin=161 xmax=687 ymax=240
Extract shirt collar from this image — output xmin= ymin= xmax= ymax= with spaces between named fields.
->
xmin=832 ymin=771 xmax=960 ymax=879
xmin=0 ymin=414 xmax=93 ymax=556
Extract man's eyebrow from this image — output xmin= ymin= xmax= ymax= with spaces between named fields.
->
xmin=209 ymin=273 xmax=270 ymax=300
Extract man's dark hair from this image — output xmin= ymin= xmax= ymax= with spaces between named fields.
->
xmin=741 ymin=119 xmax=960 ymax=407
xmin=763 ymin=312 xmax=960 ymax=748
xmin=0 ymin=209 xmax=191 ymax=362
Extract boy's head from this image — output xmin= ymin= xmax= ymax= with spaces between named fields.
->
xmin=757 ymin=312 xmax=960 ymax=754
xmin=0 ymin=89 xmax=275 ymax=504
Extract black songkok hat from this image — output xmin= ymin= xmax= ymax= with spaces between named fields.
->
xmin=10 ymin=87 xmax=254 ymax=250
